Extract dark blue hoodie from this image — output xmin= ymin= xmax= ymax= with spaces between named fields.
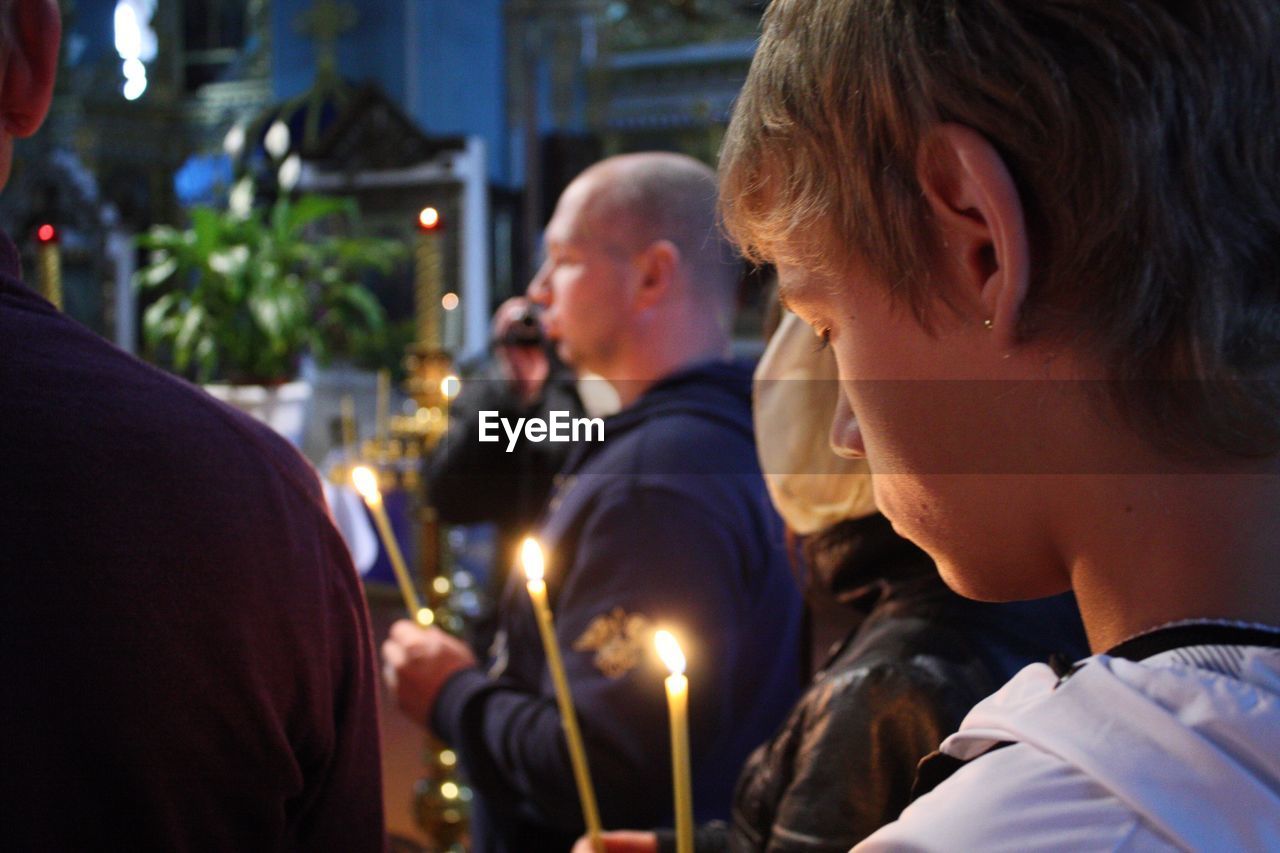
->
xmin=433 ymin=360 xmax=804 ymax=852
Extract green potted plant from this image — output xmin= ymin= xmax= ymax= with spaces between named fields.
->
xmin=135 ymin=179 xmax=404 ymax=442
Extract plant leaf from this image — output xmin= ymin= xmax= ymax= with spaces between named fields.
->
xmin=172 ymin=304 xmax=207 ymax=372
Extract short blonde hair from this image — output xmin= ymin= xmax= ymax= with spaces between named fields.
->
xmin=722 ymin=0 xmax=1280 ymax=459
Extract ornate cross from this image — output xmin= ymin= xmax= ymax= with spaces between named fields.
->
xmin=294 ymin=0 xmax=358 ymax=81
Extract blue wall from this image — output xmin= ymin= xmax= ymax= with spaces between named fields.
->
xmin=410 ymin=0 xmax=508 ymax=185
xmin=64 ymin=0 xmax=124 ymax=71
xmin=272 ymin=0 xmax=508 ymax=185
xmin=273 ymin=0 xmax=407 ymax=105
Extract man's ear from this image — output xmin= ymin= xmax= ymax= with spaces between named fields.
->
xmin=632 ymin=239 xmax=679 ymax=311
xmin=916 ymin=123 xmax=1029 ymax=346
xmin=1 ymin=0 xmax=61 ymax=137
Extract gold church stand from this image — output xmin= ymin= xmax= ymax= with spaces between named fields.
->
xmin=351 ymin=204 xmax=470 ymax=851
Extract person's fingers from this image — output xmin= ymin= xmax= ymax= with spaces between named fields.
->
xmin=389 ymin=619 xmax=428 ymax=645
xmin=381 ymin=637 xmax=405 ymax=669
xmin=492 ymin=296 xmax=529 ymax=335
xmin=382 ymin=661 xmax=398 ymax=690
xmin=572 ymin=832 xmax=658 ymax=853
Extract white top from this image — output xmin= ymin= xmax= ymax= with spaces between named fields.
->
xmin=857 ymin=645 xmax=1280 ymax=851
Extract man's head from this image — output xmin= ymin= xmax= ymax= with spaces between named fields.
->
xmin=529 ymin=152 xmax=740 ymax=385
xmin=0 ymin=0 xmax=60 ymax=189
xmin=721 ymin=0 xmax=1280 ymax=460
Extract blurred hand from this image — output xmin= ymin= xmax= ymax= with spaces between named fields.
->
xmin=571 ymin=831 xmax=659 ymax=853
xmin=381 ymin=620 xmax=477 ymax=729
xmin=491 ymin=296 xmax=549 ymax=405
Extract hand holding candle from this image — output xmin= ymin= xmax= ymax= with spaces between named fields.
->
xmin=655 ymin=630 xmax=693 ymax=853
xmin=352 ymin=465 xmax=433 ymax=627
xmin=522 ymin=537 xmax=604 ymax=852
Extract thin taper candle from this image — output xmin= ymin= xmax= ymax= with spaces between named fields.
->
xmin=521 ymin=537 xmax=603 ymax=852
xmin=375 ymin=369 xmax=390 ymax=446
xmin=656 ymin=630 xmax=693 ymax=853
xmin=353 ymin=466 xmax=431 ymax=626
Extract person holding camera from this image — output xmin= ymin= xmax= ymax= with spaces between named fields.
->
xmin=423 ymin=296 xmax=587 ymax=652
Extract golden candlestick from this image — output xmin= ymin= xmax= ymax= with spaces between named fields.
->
xmin=656 ymin=630 xmax=693 ymax=853
xmin=521 ymin=537 xmax=604 ymax=852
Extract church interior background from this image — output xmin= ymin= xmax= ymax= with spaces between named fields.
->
xmin=2 ymin=1 xmax=772 ymax=847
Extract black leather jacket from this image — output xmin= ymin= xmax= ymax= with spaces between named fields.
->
xmin=659 ymin=514 xmax=1088 ymax=852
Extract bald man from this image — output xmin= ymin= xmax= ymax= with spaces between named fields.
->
xmin=383 ymin=154 xmax=803 ymax=851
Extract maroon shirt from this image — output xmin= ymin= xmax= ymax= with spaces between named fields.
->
xmin=0 ymin=234 xmax=386 ymax=851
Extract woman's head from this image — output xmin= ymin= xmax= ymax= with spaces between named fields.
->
xmin=753 ymin=311 xmax=876 ymax=536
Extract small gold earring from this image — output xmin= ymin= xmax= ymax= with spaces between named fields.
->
xmin=982 ymin=318 xmax=994 ymax=330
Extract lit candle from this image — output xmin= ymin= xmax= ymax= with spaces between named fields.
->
xmin=352 ymin=466 xmax=432 ymax=627
xmin=35 ymin=224 xmax=62 ymax=310
xmin=655 ymin=629 xmax=693 ymax=853
xmin=521 ymin=537 xmax=603 ymax=852
xmin=415 ymin=207 xmax=444 ymax=350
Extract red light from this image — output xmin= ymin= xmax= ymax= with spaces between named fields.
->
xmin=36 ymin=224 xmax=56 ymax=243
xmin=418 ymin=207 xmax=441 ymax=231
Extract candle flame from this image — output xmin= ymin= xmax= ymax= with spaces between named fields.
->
xmin=441 ymin=374 xmax=461 ymax=400
xmin=654 ymin=629 xmax=686 ymax=676
xmin=521 ymin=536 xmax=545 ymax=583
xmin=351 ymin=466 xmax=381 ymax=505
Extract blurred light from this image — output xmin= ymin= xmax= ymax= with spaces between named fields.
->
xmin=655 ymin=629 xmax=686 ymax=676
xmin=114 ymin=0 xmax=156 ymax=61
xmin=521 ymin=537 xmax=545 ymax=583
xmin=123 ymin=76 xmax=147 ymax=101
xmin=440 ymin=374 xmax=461 ymax=400
xmin=432 ymin=576 xmax=451 ymax=596
xmin=418 ymin=207 xmax=441 ymax=230
xmin=114 ymin=1 xmax=155 ymax=102
xmin=351 ymin=466 xmax=381 ymax=505
xmin=441 ymin=782 xmax=460 ymax=800
xmin=122 ymin=57 xmax=145 ymax=81
xmin=36 ymin=224 xmax=57 ymax=244
xmin=439 ymin=749 xmax=457 ymax=767
xmin=441 ymin=292 xmax=459 ymax=311
xmin=416 ymin=607 xmax=435 ymax=627
xmin=113 ymin=3 xmax=141 ymax=57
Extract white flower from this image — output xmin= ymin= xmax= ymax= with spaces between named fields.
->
xmin=278 ymin=154 xmax=302 ymax=191
xmin=228 ymin=177 xmax=254 ymax=219
xmin=264 ymin=120 xmax=291 ymax=161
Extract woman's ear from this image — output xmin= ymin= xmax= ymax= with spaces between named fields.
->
xmin=1 ymin=0 xmax=61 ymax=138
xmin=632 ymin=239 xmax=679 ymax=311
xmin=916 ymin=123 xmax=1030 ymax=346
